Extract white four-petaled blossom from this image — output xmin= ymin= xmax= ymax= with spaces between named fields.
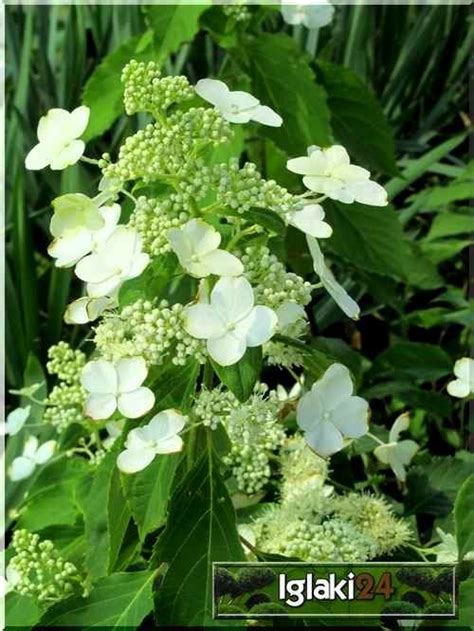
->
xmin=75 ymin=226 xmax=149 ymax=298
xmin=297 ymin=363 xmax=369 ymax=457
xmin=373 ymin=413 xmax=419 ymax=482
xmin=117 ymin=409 xmax=187 ymax=474
xmin=2 ymin=406 xmax=31 ymax=436
xmin=306 ymin=236 xmax=360 ymax=320
xmin=446 ymin=357 xmax=474 ymax=398
xmin=287 ymin=145 xmax=388 ymax=206
xmin=195 ymin=78 xmax=283 ymax=127
xmin=9 ymin=436 xmax=57 ymax=481
xmin=285 ymin=204 xmax=333 ymax=238
xmin=185 ymin=276 xmax=278 ymax=366
xmin=81 ymin=357 xmax=155 ymax=420
xmin=49 ymin=196 xmax=121 ymax=268
xmin=25 ymin=106 xmax=90 ymax=171
xmin=167 ymin=219 xmax=243 ymax=278
xmin=281 ymin=0 xmax=335 ymax=29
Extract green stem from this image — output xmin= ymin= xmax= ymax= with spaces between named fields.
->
xmin=80 ymin=156 xmax=100 ymax=166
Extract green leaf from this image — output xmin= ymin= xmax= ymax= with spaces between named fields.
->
xmin=371 ymin=341 xmax=452 ymax=382
xmin=152 ymin=443 xmax=245 ymax=625
xmin=405 ymin=455 xmax=474 ymax=516
xmin=82 ymin=36 xmax=154 ymax=140
xmin=324 ymin=201 xmax=412 ymax=279
xmin=118 ymin=253 xmax=179 ymax=308
xmin=455 ymin=474 xmax=474 ymax=560
xmin=39 ymin=570 xmax=156 ymax=628
xmin=420 ymin=238 xmax=471 ymax=265
xmin=317 ymin=61 xmax=398 ymax=176
xmin=122 ymin=454 xmax=180 ymax=540
xmin=6 ymin=593 xmax=41 ymax=628
xmin=246 ymin=208 xmax=286 ymax=235
xmin=247 ymin=33 xmax=331 ymax=155
xmin=211 ymin=347 xmax=262 ymax=402
xmin=76 ymin=442 xmax=130 ymax=580
xmin=150 ymin=359 xmax=200 ymax=412
xmin=146 ymin=4 xmax=208 ymax=62
xmin=425 ymin=211 xmax=474 ymax=241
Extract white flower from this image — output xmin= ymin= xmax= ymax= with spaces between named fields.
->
xmin=74 ymin=226 xmax=149 ymax=298
xmin=167 ymin=219 xmax=243 ymax=278
xmin=430 ymin=528 xmax=474 ymax=563
xmin=195 ymin=78 xmax=282 ymax=127
xmin=287 ymin=145 xmax=388 ymax=206
xmin=447 ymin=357 xmax=474 ymax=398
xmin=297 ymin=363 xmax=369 ymax=457
xmin=48 ymin=196 xmax=120 ymax=268
xmin=281 ymin=0 xmax=334 ymax=29
xmin=81 ymin=357 xmax=155 ymax=420
xmin=117 ymin=409 xmax=187 ymax=474
xmin=185 ymin=276 xmax=278 ymax=366
xmin=373 ymin=413 xmax=419 ymax=482
xmin=9 ymin=436 xmax=57 ymax=481
xmin=2 ymin=406 xmax=31 ymax=435
xmin=103 ymin=420 xmax=125 ymax=451
xmin=277 ymin=379 xmax=303 ymax=402
xmin=25 ymin=106 xmax=90 ymax=171
xmin=306 ymin=235 xmax=360 ymax=320
xmin=286 ymin=203 xmax=333 ymax=238
xmin=64 ymin=295 xmax=116 ymax=325
xmin=1 ymin=564 xmax=22 ymax=597
xmin=275 ymin=301 xmax=307 ymax=330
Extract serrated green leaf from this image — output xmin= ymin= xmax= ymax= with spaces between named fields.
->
xmin=146 ymin=4 xmax=208 ymax=62
xmin=455 ymin=474 xmax=474 ymax=560
xmin=211 ymin=347 xmax=262 ymax=402
xmin=152 ymin=443 xmax=245 ymax=625
xmin=317 ymin=61 xmax=398 ymax=176
xmin=425 ymin=211 xmax=474 ymax=241
xmin=247 ymin=33 xmax=331 ymax=155
xmin=122 ymin=454 xmax=180 ymax=540
xmin=39 ymin=570 xmax=156 ymax=628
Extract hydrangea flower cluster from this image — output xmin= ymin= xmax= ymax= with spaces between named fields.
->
xmin=249 ymin=436 xmax=411 ymax=562
xmin=6 ymin=530 xmax=85 ymax=603
xmin=194 ymin=385 xmax=285 ymax=494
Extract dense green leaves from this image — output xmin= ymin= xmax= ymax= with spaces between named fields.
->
xmin=317 ymin=61 xmax=398 ymax=176
xmin=40 ymin=570 xmax=156 ymax=628
xmin=150 ymin=359 xmax=200 ymax=412
xmin=146 ymin=4 xmax=208 ymax=61
xmin=247 ymin=33 xmax=331 ymax=155
xmin=153 ymin=444 xmax=245 ymax=625
xmin=454 ymin=474 xmax=474 ymax=560
xmin=211 ymin=347 xmax=262 ymax=402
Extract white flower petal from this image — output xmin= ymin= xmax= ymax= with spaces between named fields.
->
xmin=9 ymin=457 xmax=36 ymax=481
xmin=124 ymin=427 xmax=152 ymax=451
xmin=117 ymin=446 xmax=156 ymax=474
xmin=276 ymin=302 xmax=306 ymax=328
xmin=318 ymin=363 xmax=354 ymax=410
xmin=75 ymin=252 xmax=114 ymax=283
xmin=69 ymin=105 xmax=90 ymax=139
xmin=229 ymin=90 xmax=260 ymax=110
xmin=185 ymin=304 xmax=226 ymax=339
xmin=155 ymin=435 xmax=184 ymax=454
xmin=116 ymin=357 xmax=148 ymax=393
xmin=244 ymin=305 xmax=278 ymax=347
xmin=23 ymin=435 xmax=39 ymax=458
xmin=346 ymin=179 xmax=388 ymax=206
xmin=287 ymin=204 xmax=333 ymax=238
xmin=305 ymin=421 xmax=344 ymax=458
xmin=49 ymin=139 xmax=85 ymax=170
xmin=211 ymin=276 xmax=254 ymax=322
xmin=447 ymin=378 xmax=470 ymax=398
xmin=48 ymin=229 xmax=93 ymax=268
xmin=297 ymin=390 xmax=324 ymax=432
xmin=148 ymin=409 xmax=187 ymax=441
xmin=37 ymin=108 xmax=71 ymax=145
xmin=389 ymin=412 xmax=410 ymax=443
xmin=286 ymin=156 xmax=316 ymax=175
xmin=201 ymin=249 xmax=244 ymax=277
xmin=195 ymin=78 xmax=230 ymax=109
xmin=453 ymin=357 xmax=473 ymax=385
xmin=81 ymin=359 xmax=117 ymax=394
xmin=185 ymin=219 xmax=221 ymax=255
xmin=389 ymin=457 xmax=407 ymax=482
xmin=118 ymin=387 xmax=155 ymax=419
xmin=25 ymin=143 xmax=53 ymax=170
xmin=374 ymin=443 xmax=393 ymax=465
xmin=6 ymin=406 xmax=31 ymax=435
xmin=330 ymin=396 xmax=369 ymax=438
xmin=85 ymin=393 xmax=117 ymax=420
xmin=34 ymin=440 xmax=56 ymax=464
xmin=207 ymin=332 xmax=247 ymax=366
xmin=250 ymin=105 xmax=283 ymax=127
xmin=395 ymin=440 xmax=419 ymax=466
